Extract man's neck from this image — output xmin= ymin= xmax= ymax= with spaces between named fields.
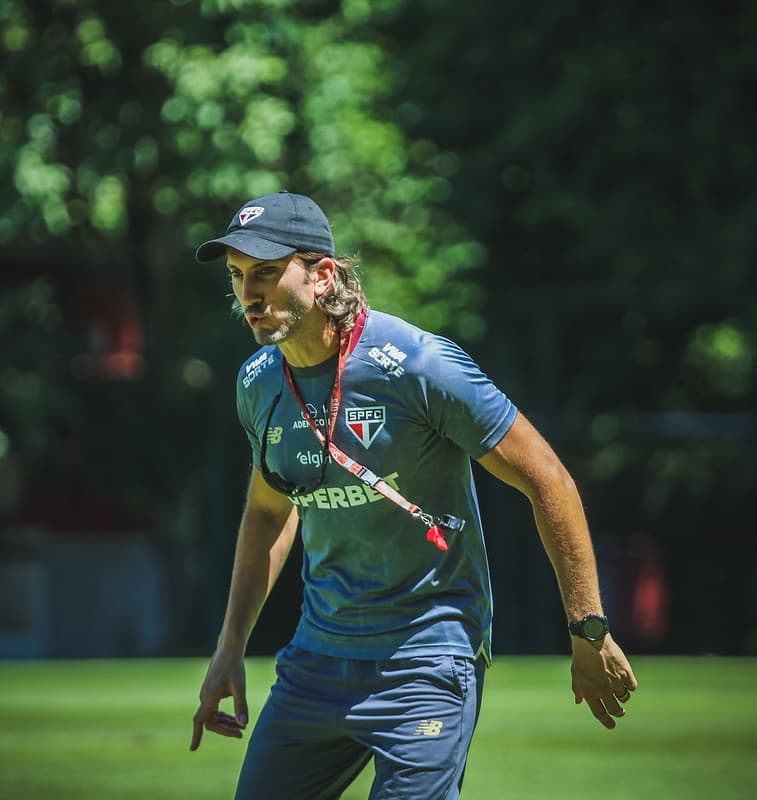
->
xmin=278 ymin=318 xmax=340 ymax=368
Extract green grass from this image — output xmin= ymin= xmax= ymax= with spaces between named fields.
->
xmin=0 ymin=656 xmax=755 ymax=799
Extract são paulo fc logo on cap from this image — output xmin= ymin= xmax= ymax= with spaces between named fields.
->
xmin=238 ymin=206 xmax=265 ymax=226
xmin=345 ymin=406 xmax=385 ymax=449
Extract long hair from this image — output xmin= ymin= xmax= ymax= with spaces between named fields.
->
xmin=299 ymin=251 xmax=368 ymax=333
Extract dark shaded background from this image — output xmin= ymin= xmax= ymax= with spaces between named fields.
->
xmin=1 ymin=0 xmax=755 ymax=659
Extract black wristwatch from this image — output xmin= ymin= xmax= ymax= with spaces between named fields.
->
xmin=568 ymin=613 xmax=609 ymax=642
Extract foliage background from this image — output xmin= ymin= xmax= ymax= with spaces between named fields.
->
xmin=0 ymin=0 xmax=755 ymax=656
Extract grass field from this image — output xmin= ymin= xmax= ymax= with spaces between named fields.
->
xmin=1 ymin=656 xmax=755 ymax=799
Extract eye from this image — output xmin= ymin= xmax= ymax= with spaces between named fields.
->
xmin=228 ymin=268 xmax=242 ymax=280
xmin=255 ymin=267 xmax=278 ymax=279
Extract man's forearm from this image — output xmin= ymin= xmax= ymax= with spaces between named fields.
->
xmin=477 ymin=414 xmax=605 ymax=622
xmin=217 ymin=505 xmax=299 ymax=653
xmin=529 ymin=467 xmax=604 ymax=622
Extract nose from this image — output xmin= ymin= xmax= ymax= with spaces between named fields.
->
xmin=240 ymin=273 xmax=263 ymax=306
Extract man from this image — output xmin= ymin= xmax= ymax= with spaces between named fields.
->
xmin=190 ymin=191 xmax=637 ymax=799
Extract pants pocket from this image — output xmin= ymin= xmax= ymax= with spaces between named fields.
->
xmin=445 ymin=655 xmax=474 ymax=700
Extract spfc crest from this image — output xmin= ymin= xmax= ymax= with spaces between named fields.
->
xmin=238 ymin=206 xmax=264 ymax=225
xmin=345 ymin=406 xmax=386 ymax=449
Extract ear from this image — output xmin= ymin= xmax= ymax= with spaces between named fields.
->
xmin=312 ymin=257 xmax=336 ymax=297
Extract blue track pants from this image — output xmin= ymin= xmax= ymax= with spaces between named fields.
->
xmin=234 ymin=644 xmax=487 ymax=800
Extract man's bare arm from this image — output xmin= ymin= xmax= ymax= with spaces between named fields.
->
xmin=478 ymin=412 xmax=638 ymax=729
xmin=191 ymin=467 xmax=298 ymax=750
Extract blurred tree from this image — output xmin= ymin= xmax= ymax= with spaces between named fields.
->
xmin=0 ymin=0 xmax=483 ymax=526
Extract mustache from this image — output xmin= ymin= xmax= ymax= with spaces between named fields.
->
xmin=244 ymin=304 xmax=267 ymax=315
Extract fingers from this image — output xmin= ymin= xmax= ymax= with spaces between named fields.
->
xmin=190 ymin=653 xmax=248 ymax=751
xmin=230 ymin=669 xmax=249 ymax=728
xmin=204 ymin=709 xmax=246 ymax=738
xmin=191 ymin=707 xmax=246 ymax=751
xmin=191 ymin=695 xmax=221 ymax=751
xmin=586 ymin=697 xmax=617 ymax=730
xmin=586 ymin=690 xmax=629 ymax=728
xmin=233 ymin=692 xmax=249 ymax=728
xmin=571 ymin=638 xmax=638 ymax=729
xmin=190 ymin=706 xmax=207 ymax=751
xmin=614 ymin=684 xmax=633 ymax=703
xmin=578 ymin=681 xmax=634 ymax=729
xmin=190 ymin=674 xmax=248 ymax=751
xmin=613 ymin=669 xmax=637 ymax=703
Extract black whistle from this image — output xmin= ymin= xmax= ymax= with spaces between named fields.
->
xmin=436 ymin=514 xmax=466 ymax=532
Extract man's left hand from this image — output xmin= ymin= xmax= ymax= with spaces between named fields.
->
xmin=571 ymin=634 xmax=638 ymax=729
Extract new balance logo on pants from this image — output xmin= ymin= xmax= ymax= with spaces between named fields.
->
xmin=413 ymin=720 xmax=444 ymax=737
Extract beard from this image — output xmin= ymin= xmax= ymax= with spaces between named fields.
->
xmin=250 ymin=295 xmax=309 ymax=346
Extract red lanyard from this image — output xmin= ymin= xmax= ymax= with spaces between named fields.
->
xmin=280 ymin=309 xmax=465 ymax=551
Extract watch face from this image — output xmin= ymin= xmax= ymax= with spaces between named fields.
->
xmin=583 ymin=616 xmax=607 ymax=641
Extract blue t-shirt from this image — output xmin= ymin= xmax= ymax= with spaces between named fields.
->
xmin=236 ymin=310 xmax=517 ymax=661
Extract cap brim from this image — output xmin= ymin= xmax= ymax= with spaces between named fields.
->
xmin=195 ymin=232 xmax=296 ymax=263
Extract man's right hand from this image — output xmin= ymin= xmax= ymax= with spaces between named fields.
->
xmin=190 ymin=649 xmax=249 ymax=751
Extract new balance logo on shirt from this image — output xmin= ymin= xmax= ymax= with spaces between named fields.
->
xmin=266 ymin=426 xmax=283 ymax=444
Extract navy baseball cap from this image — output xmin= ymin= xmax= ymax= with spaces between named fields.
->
xmin=195 ymin=191 xmax=335 ymax=262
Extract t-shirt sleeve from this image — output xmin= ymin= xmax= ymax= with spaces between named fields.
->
xmin=236 ymin=369 xmax=262 ymax=469
xmin=416 ymin=335 xmax=518 ymax=459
